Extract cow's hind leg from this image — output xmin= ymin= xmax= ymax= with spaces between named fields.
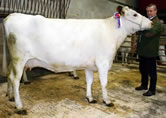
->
xmin=85 ymin=69 xmax=97 ymax=103
xmin=21 ymin=68 xmax=31 ymax=84
xmin=121 ymin=52 xmax=125 ymax=65
xmin=6 ymin=68 xmax=14 ymax=101
xmin=8 ymin=60 xmax=27 ymax=115
xmin=68 ymin=71 xmax=79 ymax=79
xmin=125 ymin=52 xmax=129 ymax=64
xmin=72 ymin=70 xmax=79 ymax=79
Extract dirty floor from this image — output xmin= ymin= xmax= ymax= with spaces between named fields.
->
xmin=0 ymin=63 xmax=166 ymax=118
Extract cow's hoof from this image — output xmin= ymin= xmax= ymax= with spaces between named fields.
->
xmin=103 ymin=101 xmax=114 ymax=107
xmin=23 ymin=81 xmax=31 ymax=85
xmin=15 ymin=109 xmax=27 ymax=115
xmin=73 ymin=77 xmax=79 ymax=80
xmin=9 ymin=97 xmax=15 ymax=102
xmin=86 ymin=97 xmax=97 ymax=103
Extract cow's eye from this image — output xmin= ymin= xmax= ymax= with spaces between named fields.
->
xmin=133 ymin=14 xmax=137 ymax=17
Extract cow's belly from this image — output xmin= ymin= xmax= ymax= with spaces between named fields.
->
xmin=25 ymin=58 xmax=97 ymax=73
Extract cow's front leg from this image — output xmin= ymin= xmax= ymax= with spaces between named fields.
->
xmin=97 ymin=61 xmax=114 ymax=107
xmin=85 ymin=69 xmax=97 ymax=103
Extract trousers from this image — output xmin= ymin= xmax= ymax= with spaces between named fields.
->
xmin=139 ymin=56 xmax=157 ymax=91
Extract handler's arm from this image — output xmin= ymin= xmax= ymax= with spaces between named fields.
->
xmin=145 ymin=21 xmax=161 ymax=38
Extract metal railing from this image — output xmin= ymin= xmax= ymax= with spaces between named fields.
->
xmin=0 ymin=0 xmax=71 ymax=18
xmin=115 ymin=31 xmax=166 ymax=65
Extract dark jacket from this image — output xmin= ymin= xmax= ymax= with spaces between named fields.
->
xmin=137 ymin=16 xmax=161 ymax=57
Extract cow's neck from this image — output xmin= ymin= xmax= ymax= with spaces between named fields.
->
xmin=115 ymin=16 xmax=138 ymax=49
xmin=115 ymin=26 xmax=128 ymax=51
xmin=108 ymin=17 xmax=128 ymax=50
xmin=116 ymin=31 xmax=128 ymax=51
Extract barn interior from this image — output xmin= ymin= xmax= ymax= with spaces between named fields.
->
xmin=0 ymin=0 xmax=166 ymax=118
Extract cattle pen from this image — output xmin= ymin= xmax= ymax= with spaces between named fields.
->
xmin=0 ymin=0 xmax=166 ymax=118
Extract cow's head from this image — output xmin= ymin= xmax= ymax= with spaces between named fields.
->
xmin=116 ymin=6 xmax=153 ymax=33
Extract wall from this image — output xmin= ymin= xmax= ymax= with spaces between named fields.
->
xmin=67 ymin=0 xmax=137 ymax=19
xmin=115 ymin=0 xmax=137 ymax=7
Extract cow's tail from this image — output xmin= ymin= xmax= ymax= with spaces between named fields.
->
xmin=2 ymin=21 xmax=8 ymax=76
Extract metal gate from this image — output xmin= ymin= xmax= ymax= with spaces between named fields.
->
xmin=115 ymin=26 xmax=166 ymax=66
xmin=0 ymin=0 xmax=71 ymax=18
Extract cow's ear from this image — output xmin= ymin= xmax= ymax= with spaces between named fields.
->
xmin=116 ymin=6 xmax=125 ymax=15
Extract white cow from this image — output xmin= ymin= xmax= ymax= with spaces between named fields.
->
xmin=2 ymin=6 xmax=152 ymax=114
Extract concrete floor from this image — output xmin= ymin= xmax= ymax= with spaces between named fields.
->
xmin=0 ymin=63 xmax=166 ymax=118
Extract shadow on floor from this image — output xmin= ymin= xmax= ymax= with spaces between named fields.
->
xmin=0 ymin=67 xmax=55 ymax=84
xmin=0 ymin=75 xmax=7 ymax=83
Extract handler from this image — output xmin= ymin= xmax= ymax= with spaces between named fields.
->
xmin=135 ymin=3 xmax=162 ymax=96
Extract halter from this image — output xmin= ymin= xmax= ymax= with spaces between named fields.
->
xmin=123 ymin=16 xmax=143 ymax=29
